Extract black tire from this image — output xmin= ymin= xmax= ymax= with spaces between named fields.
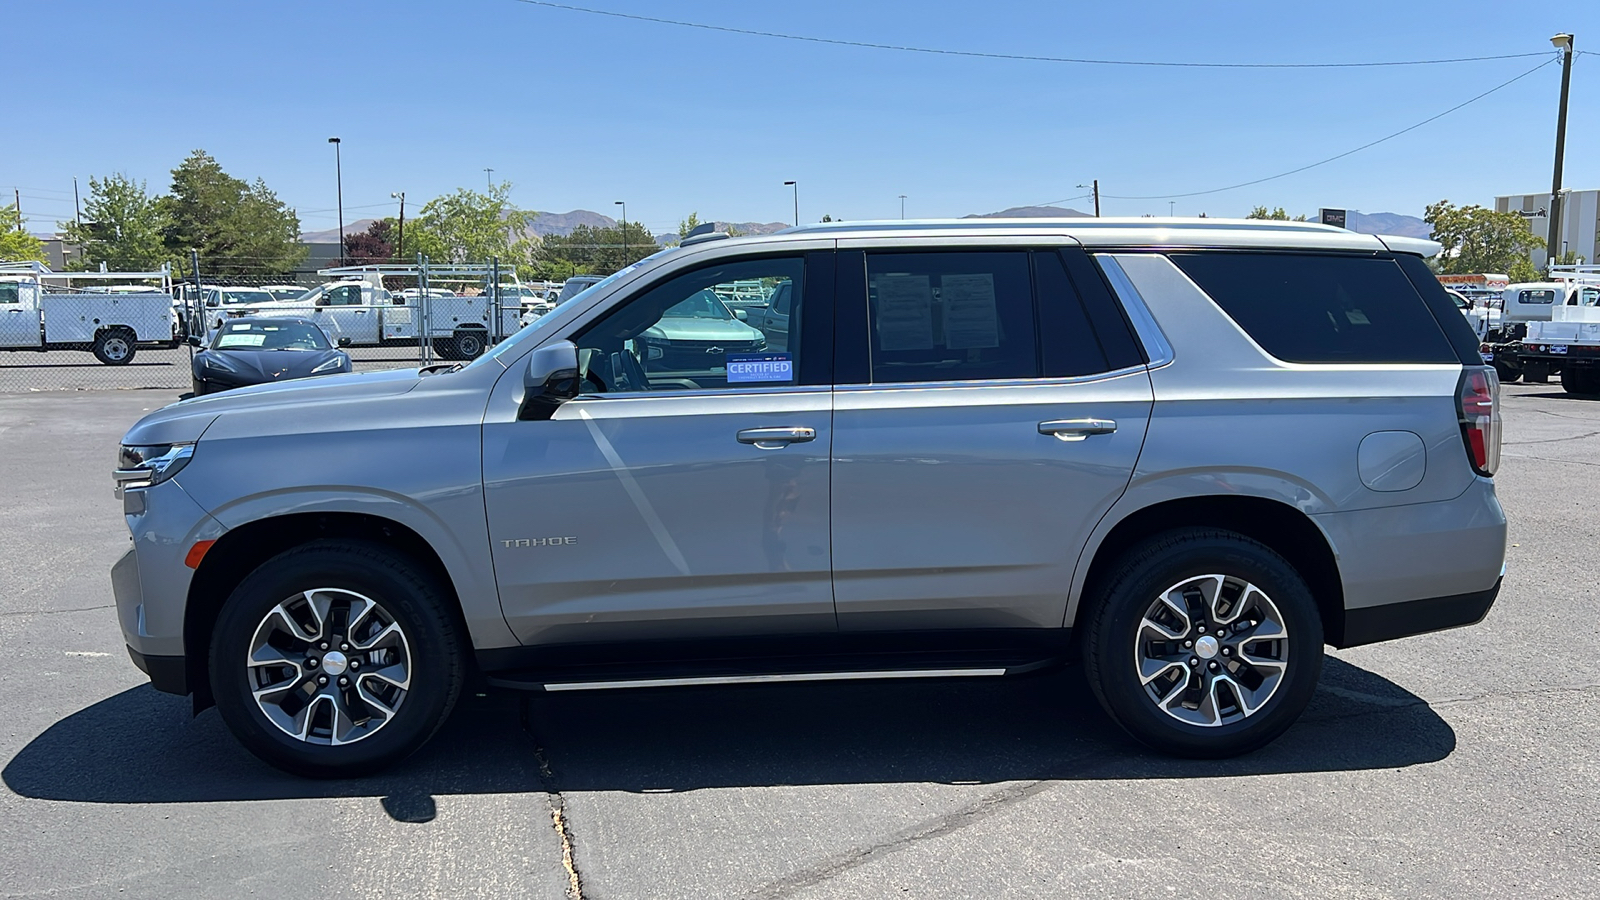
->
xmin=1524 ymin=364 xmax=1550 ymax=384
xmin=1082 ymin=528 xmax=1323 ymax=758
xmin=92 ymin=328 xmax=137 ymax=366
xmin=452 ymin=329 xmax=487 ymax=359
xmin=209 ymin=540 xmax=465 ymax=778
xmin=431 ymin=337 xmax=462 ymax=361
xmin=1492 ymin=359 xmax=1521 ymax=384
xmin=1560 ymin=367 xmax=1600 ymax=397
xmin=191 ymin=378 xmax=207 ymax=397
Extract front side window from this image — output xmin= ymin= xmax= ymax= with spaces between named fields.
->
xmin=0 ymin=282 xmax=19 ymax=304
xmin=324 ymin=285 xmax=362 ymax=306
xmin=575 ymin=258 xmax=804 ymax=393
xmin=865 ymin=251 xmax=1037 ymax=383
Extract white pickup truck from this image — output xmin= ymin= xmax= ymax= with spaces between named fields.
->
xmin=1519 ymin=287 xmax=1600 ymax=395
xmin=231 ymin=265 xmax=523 ymax=360
xmin=0 ymin=263 xmax=179 ymax=365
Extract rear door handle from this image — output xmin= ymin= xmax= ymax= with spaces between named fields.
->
xmin=737 ymin=426 xmax=816 ymax=449
xmin=1038 ymin=418 xmax=1117 ymax=442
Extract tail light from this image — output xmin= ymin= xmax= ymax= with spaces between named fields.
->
xmin=1457 ymin=366 xmax=1500 ymax=477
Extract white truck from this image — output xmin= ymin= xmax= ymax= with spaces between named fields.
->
xmin=0 ymin=262 xmax=179 ymax=365
xmin=228 ymin=264 xmax=523 ymax=360
xmin=1513 ymin=265 xmax=1600 ymax=394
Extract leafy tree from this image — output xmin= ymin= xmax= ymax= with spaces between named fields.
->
xmin=540 ymin=220 xmax=659 ymax=276
xmin=0 ymin=204 xmax=45 ymax=263
xmin=404 ymin=183 xmax=536 ymax=268
xmin=1245 ymin=206 xmax=1308 ymax=222
xmin=161 ymin=150 xmax=306 ymax=275
xmin=343 ymin=219 xmax=395 ymax=264
xmin=676 ymin=212 xmax=703 ymax=239
xmin=1508 ymin=257 xmax=1540 ymax=283
xmin=1424 ymin=201 xmax=1542 ymax=276
xmin=58 ymin=174 xmax=168 ymax=270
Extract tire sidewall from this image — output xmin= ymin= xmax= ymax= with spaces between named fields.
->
xmin=1088 ymin=533 xmax=1323 ymax=758
xmin=209 ymin=541 xmax=459 ymax=777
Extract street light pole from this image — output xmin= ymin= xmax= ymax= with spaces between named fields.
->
xmin=391 ymin=192 xmax=406 ymax=262
xmin=485 ymin=168 xmax=494 ymax=190
xmin=1546 ymin=33 xmax=1575 ymax=270
xmin=328 ymin=137 xmax=344 ymax=266
xmin=899 ymin=194 xmax=907 ymax=219
xmin=784 ymin=181 xmax=798 ymax=226
xmin=1076 ymin=181 xmax=1101 ymax=217
xmin=614 ymin=200 xmax=627 ymax=267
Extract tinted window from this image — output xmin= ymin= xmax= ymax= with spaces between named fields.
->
xmin=1169 ymin=253 xmax=1457 ymax=364
xmin=1033 ymin=251 xmax=1111 ymax=377
xmin=1520 ymin=289 xmax=1555 ymax=305
xmin=576 ymin=258 xmax=803 ymax=393
xmin=0 ymin=283 xmax=18 ymax=304
xmin=866 ymin=252 xmax=1037 ymax=382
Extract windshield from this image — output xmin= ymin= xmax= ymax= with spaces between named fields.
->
xmin=467 ymin=249 xmax=676 ymax=372
xmin=262 ymin=287 xmax=307 ymax=301
xmin=665 ymin=289 xmax=734 ymax=320
xmin=211 ymin=320 xmax=332 ymax=351
xmin=216 ymin=289 xmax=273 ymax=306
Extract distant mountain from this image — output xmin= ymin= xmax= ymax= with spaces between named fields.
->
xmin=967 ymin=205 xmax=1093 ymax=219
xmin=1347 ymin=211 xmax=1431 ymax=239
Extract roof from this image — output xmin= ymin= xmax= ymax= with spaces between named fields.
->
xmin=768 ymin=217 xmax=1441 ymax=257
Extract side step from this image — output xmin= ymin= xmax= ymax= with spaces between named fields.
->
xmin=485 ymin=655 xmax=1056 ymax=693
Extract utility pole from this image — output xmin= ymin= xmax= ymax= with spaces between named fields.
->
xmin=12 ymin=188 xmax=19 ymax=229
xmin=391 ymin=192 xmax=406 ymax=262
xmin=1546 ymin=33 xmax=1575 ymax=270
xmin=899 ymin=194 xmax=907 ymax=219
xmin=73 ymin=177 xmax=82 ymax=227
xmin=784 ymin=181 xmax=798 ymax=226
xmin=1078 ymin=181 xmax=1101 ymax=217
xmin=328 ymin=137 xmax=345 ymax=266
xmin=614 ymin=200 xmax=627 ymax=267
xmin=485 ymin=168 xmax=494 ymax=189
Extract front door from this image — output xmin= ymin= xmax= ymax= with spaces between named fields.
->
xmin=830 ymin=247 xmax=1153 ymax=631
xmin=483 ymin=253 xmax=838 ymax=646
xmin=317 ymin=284 xmax=378 ymax=344
xmin=0 ymin=281 xmax=40 ymax=348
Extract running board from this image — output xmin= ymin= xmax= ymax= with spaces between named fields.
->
xmin=540 ymin=667 xmax=1008 ymax=692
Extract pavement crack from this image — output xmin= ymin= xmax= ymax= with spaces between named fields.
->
xmin=0 ymin=603 xmax=115 ymax=618
xmin=1502 ymin=429 xmax=1600 ymax=445
xmin=521 ymin=696 xmax=585 ymax=900
xmin=1501 ymin=453 xmax=1600 ymax=469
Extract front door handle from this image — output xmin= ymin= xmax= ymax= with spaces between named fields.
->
xmin=737 ymin=426 xmax=816 ymax=449
xmin=1038 ymin=418 xmax=1117 ymax=442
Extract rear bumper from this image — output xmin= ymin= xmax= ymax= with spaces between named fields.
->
xmin=1339 ymin=579 xmax=1500 ymax=647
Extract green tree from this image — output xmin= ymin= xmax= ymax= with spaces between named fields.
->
xmin=161 ymin=150 xmax=305 ymax=275
xmin=1245 ymin=206 xmax=1308 ymax=221
xmin=540 ymin=220 xmax=659 ymax=277
xmin=58 ymin=174 xmax=168 ymax=271
xmin=676 ymin=211 xmax=703 ymax=240
xmin=1424 ymin=201 xmax=1542 ymax=276
xmin=404 ymin=183 xmax=536 ymax=268
xmin=1508 ymin=257 xmax=1540 ymax=283
xmin=0 ymin=204 xmax=46 ymax=263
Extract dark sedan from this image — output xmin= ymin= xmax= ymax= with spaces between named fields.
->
xmin=189 ymin=317 xmax=351 ymax=396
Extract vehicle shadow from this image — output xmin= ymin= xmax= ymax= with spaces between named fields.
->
xmin=3 ymin=658 xmax=1451 ymax=817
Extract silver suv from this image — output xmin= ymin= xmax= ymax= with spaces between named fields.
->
xmin=110 ymin=219 xmax=1506 ymax=776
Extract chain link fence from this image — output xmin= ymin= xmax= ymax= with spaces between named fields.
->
xmin=0 ymin=257 xmax=544 ymax=395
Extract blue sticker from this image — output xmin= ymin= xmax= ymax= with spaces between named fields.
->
xmin=725 ymin=353 xmax=794 ymax=383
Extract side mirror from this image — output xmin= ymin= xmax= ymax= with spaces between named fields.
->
xmin=337 ymin=336 xmax=352 ymax=348
xmin=315 ymin=297 xmax=331 ymax=307
xmin=519 ymin=339 xmax=580 ymax=421
xmin=186 ymin=335 xmax=203 ymax=348
xmin=733 ymin=308 xmax=748 ymax=321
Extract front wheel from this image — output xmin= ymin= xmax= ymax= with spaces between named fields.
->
xmin=209 ymin=540 xmax=465 ymax=777
xmin=1082 ymin=528 xmax=1323 ymax=758
xmin=451 ymin=329 xmax=486 ymax=360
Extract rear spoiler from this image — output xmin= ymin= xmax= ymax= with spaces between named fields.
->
xmin=1376 ymin=234 xmax=1442 ymax=258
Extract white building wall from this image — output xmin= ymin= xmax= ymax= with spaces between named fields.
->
xmin=1495 ymin=189 xmax=1600 ymax=269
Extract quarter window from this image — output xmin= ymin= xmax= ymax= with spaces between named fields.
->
xmin=865 ymin=251 xmax=1038 ymax=383
xmin=576 ymin=258 xmax=804 ymax=393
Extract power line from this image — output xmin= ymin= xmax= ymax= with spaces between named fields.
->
xmin=509 ymin=0 xmax=1556 ymax=69
xmin=1098 ymin=57 xmax=1558 ymax=202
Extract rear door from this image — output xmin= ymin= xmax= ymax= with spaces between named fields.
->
xmin=829 ymin=245 xmax=1153 ymax=632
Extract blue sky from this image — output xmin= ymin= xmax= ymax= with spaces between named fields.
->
xmin=8 ymin=0 xmax=1596 ymax=235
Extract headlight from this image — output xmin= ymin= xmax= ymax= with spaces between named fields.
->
xmin=200 ymin=353 xmax=238 ymax=372
xmin=113 ymin=443 xmax=194 ymax=495
xmin=311 ymin=355 xmax=347 ymax=374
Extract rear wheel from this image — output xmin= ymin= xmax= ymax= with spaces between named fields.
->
xmin=1082 ymin=529 xmax=1323 ymax=758
xmin=1492 ymin=359 xmax=1521 ymax=384
xmin=1523 ymin=362 xmax=1550 ymax=384
xmin=93 ymin=328 xmax=136 ymax=365
xmin=1560 ymin=367 xmax=1600 ymax=397
xmin=209 ymin=540 xmax=464 ymax=778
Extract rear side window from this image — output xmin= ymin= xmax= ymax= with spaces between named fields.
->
xmin=1169 ymin=253 xmax=1457 ymax=364
xmin=866 ymin=251 xmax=1037 ymax=382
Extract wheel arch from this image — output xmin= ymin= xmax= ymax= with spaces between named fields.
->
xmin=1071 ymin=495 xmax=1346 ymax=646
xmin=184 ymin=512 xmax=474 ymax=712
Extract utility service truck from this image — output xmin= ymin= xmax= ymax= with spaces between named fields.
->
xmin=0 ymin=262 xmax=179 ymax=365
xmin=223 ymin=264 xmax=523 ymax=360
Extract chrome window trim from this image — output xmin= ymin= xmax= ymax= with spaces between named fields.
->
xmin=833 ymin=365 xmax=1148 ymax=394
xmin=571 ymin=384 xmax=828 ymax=402
xmin=1094 ymin=254 xmax=1176 ymax=369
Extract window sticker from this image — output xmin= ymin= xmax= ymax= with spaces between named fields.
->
xmin=875 ymin=274 xmax=934 ymax=350
xmin=217 ymin=334 xmax=268 ymax=348
xmin=725 ymin=352 xmax=794 ymax=383
xmin=941 ymin=273 xmax=1001 ymax=349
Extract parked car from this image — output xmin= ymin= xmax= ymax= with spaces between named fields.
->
xmin=637 ymin=288 xmax=767 ymax=371
xmin=187 ymin=317 xmax=351 ymax=396
xmin=112 ymin=218 xmax=1504 ymax=777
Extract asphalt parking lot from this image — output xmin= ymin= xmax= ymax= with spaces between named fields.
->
xmin=1 ymin=383 xmax=1596 ymax=899
xmin=0 ymin=345 xmax=439 ymax=394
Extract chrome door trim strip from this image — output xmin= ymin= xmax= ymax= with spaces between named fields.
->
xmin=1095 ymin=253 xmax=1176 ymax=368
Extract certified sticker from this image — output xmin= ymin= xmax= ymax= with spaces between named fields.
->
xmin=726 ymin=353 xmax=794 ymax=383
